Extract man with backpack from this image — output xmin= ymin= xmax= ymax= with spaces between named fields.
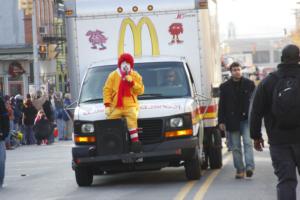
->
xmin=0 ymin=96 xmax=9 ymax=188
xmin=250 ymin=44 xmax=300 ymax=200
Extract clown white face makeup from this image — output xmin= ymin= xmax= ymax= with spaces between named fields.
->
xmin=120 ymin=61 xmax=131 ymax=74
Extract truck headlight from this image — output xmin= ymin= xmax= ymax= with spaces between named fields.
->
xmin=81 ymin=123 xmax=94 ymax=133
xmin=170 ymin=117 xmax=183 ymax=128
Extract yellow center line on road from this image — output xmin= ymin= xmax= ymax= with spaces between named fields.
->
xmin=193 ymin=154 xmax=231 ymax=200
xmin=174 ymin=180 xmax=198 ymax=200
xmin=173 ymin=149 xmax=230 ymax=200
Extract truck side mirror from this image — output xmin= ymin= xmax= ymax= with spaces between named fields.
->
xmin=212 ymin=87 xmax=220 ymax=98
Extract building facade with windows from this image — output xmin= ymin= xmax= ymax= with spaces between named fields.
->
xmin=33 ymin=0 xmax=68 ymax=94
xmin=0 ymin=0 xmax=67 ymax=97
xmin=0 ymin=0 xmax=33 ymax=96
xmin=221 ymin=37 xmax=290 ymax=79
xmin=223 ymin=37 xmax=289 ymax=68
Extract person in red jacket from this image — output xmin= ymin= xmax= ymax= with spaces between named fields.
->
xmin=103 ymin=53 xmax=144 ymax=153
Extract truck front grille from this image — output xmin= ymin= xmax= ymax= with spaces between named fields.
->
xmin=138 ymin=119 xmax=163 ymax=145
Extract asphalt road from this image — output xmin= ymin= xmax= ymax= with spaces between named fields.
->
xmin=0 ymin=141 xmax=299 ymax=200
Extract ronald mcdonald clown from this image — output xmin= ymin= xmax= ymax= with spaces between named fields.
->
xmin=103 ymin=53 xmax=144 ymax=153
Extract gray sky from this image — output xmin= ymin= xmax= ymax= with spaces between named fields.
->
xmin=218 ymin=0 xmax=298 ymax=40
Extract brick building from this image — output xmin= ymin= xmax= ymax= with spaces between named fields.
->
xmin=0 ymin=0 xmax=33 ymax=96
xmin=0 ymin=0 xmax=67 ymax=97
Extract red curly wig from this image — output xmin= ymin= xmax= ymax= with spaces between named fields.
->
xmin=118 ymin=53 xmax=134 ymax=69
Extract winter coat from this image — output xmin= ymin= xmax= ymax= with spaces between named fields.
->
xmin=6 ymin=102 xmax=14 ymax=121
xmin=32 ymin=94 xmax=48 ymax=111
xmin=103 ymin=69 xmax=144 ymax=108
xmin=23 ymin=105 xmax=37 ymax=126
xmin=33 ymin=116 xmax=52 ymax=140
xmin=63 ymin=98 xmax=72 ymax=121
xmin=250 ymin=63 xmax=300 ymax=145
xmin=54 ymin=97 xmax=64 ymax=119
xmin=43 ymin=100 xmax=54 ymax=122
xmin=14 ymin=100 xmax=23 ymax=124
xmin=0 ymin=97 xmax=9 ymax=141
xmin=218 ymin=77 xmax=255 ymax=132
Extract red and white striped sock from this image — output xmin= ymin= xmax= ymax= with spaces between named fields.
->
xmin=129 ymin=128 xmax=139 ymax=142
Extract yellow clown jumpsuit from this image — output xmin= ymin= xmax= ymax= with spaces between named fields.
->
xmin=103 ymin=69 xmax=144 ymax=142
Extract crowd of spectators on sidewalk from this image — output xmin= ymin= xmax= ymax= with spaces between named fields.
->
xmin=0 ymin=90 xmax=73 ymax=150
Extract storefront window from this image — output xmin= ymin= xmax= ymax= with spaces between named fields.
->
xmin=8 ymin=76 xmax=23 ymax=96
xmin=9 ymin=82 xmax=23 ymax=96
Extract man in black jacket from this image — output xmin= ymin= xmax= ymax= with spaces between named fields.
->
xmin=0 ymin=96 xmax=9 ymax=188
xmin=250 ymin=44 xmax=300 ymax=200
xmin=218 ymin=62 xmax=255 ymax=179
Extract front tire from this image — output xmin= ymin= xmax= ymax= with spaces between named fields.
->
xmin=184 ymin=148 xmax=202 ymax=180
xmin=75 ymin=168 xmax=93 ymax=187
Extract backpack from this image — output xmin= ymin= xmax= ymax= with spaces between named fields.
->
xmin=271 ymin=72 xmax=300 ymax=129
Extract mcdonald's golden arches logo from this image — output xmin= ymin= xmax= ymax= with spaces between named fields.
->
xmin=118 ymin=17 xmax=160 ymax=57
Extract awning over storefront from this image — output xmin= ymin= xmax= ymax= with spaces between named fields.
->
xmin=0 ymin=45 xmax=33 ymax=61
xmin=0 ymin=54 xmax=33 ymax=60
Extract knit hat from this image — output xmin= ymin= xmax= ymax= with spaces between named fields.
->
xmin=281 ymin=44 xmax=300 ymax=64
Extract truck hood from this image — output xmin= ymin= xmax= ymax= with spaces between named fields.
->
xmin=75 ymin=98 xmax=191 ymax=121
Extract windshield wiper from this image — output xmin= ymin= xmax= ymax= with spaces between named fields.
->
xmin=139 ymin=94 xmax=184 ymax=99
xmin=81 ymin=98 xmax=103 ymax=103
xmin=162 ymin=95 xmax=184 ymax=98
xmin=139 ymin=93 xmax=163 ymax=98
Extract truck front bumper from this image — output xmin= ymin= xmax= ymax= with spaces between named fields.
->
xmin=72 ymin=137 xmax=198 ymax=170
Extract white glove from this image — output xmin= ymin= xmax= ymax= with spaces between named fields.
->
xmin=219 ymin=123 xmax=226 ymax=131
xmin=125 ymin=75 xmax=133 ymax=83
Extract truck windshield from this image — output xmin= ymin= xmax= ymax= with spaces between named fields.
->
xmin=79 ymin=61 xmax=191 ymax=103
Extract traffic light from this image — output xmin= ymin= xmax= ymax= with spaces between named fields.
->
xmin=39 ymin=44 xmax=47 ymax=60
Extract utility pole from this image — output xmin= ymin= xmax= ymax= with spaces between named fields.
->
xmin=32 ymin=0 xmax=40 ymax=91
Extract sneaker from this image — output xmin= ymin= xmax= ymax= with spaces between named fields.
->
xmin=235 ymin=171 xmax=245 ymax=179
xmin=130 ymin=140 xmax=143 ymax=153
xmin=246 ymin=169 xmax=254 ymax=178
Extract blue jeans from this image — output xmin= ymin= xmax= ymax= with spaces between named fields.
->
xmin=226 ymin=131 xmax=233 ymax=150
xmin=0 ymin=141 xmax=6 ymax=187
xmin=270 ymin=144 xmax=300 ymax=200
xmin=5 ymin=120 xmax=14 ymax=145
xmin=24 ymin=125 xmax=36 ymax=145
xmin=229 ymin=120 xmax=255 ymax=173
xmin=47 ymin=123 xmax=55 ymax=144
xmin=56 ymin=119 xmax=65 ymax=140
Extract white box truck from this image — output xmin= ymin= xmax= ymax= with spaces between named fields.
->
xmin=64 ymin=0 xmax=223 ymax=186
